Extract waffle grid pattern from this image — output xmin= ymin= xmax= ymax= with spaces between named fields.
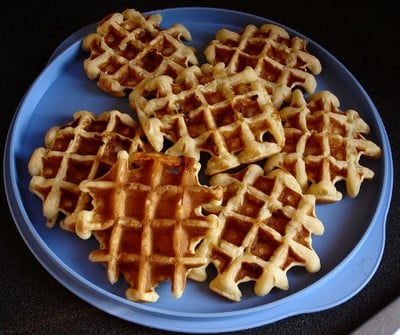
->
xmin=190 ymin=164 xmax=323 ymax=301
xmin=27 ymin=8 xmax=384 ymax=303
xmin=204 ymin=23 xmax=322 ymax=106
xmin=28 ymin=110 xmax=148 ymax=229
xmin=77 ymin=151 xmax=223 ymax=302
xmin=131 ymin=64 xmax=285 ymax=175
xmin=265 ymin=89 xmax=382 ymax=202
xmin=82 ymin=8 xmax=198 ymax=97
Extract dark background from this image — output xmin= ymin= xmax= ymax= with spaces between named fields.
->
xmin=1 ymin=1 xmax=399 ymax=334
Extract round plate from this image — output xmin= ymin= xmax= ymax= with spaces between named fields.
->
xmin=4 ymin=7 xmax=393 ymax=333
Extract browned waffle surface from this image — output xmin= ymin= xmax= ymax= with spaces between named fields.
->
xmin=189 ymin=164 xmax=324 ymax=301
xmin=82 ymin=8 xmax=198 ymax=97
xmin=204 ymin=23 xmax=322 ymax=106
xmin=130 ymin=63 xmax=285 ymax=175
xmin=28 ymin=110 xmax=149 ymax=230
xmin=264 ymin=89 xmax=382 ymax=202
xmin=76 ymin=151 xmax=223 ymax=302
xmin=26 ymin=7 xmax=384 ymax=304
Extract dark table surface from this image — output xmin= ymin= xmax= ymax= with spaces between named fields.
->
xmin=1 ymin=1 xmax=399 ymax=334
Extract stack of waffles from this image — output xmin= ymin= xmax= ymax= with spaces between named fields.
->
xmin=28 ymin=8 xmax=382 ymax=302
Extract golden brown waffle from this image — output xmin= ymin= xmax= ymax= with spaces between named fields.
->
xmin=130 ymin=63 xmax=285 ymax=175
xmin=76 ymin=151 xmax=223 ymax=302
xmin=82 ymin=8 xmax=198 ymax=97
xmin=264 ymin=89 xmax=382 ymax=202
xmin=28 ymin=110 xmax=150 ymax=230
xmin=189 ymin=164 xmax=324 ymax=301
xmin=204 ymin=23 xmax=322 ymax=107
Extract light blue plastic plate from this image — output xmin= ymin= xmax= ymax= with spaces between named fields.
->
xmin=4 ymin=7 xmax=393 ymax=333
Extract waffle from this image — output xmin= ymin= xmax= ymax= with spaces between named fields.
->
xmin=28 ymin=110 xmax=149 ymax=230
xmin=130 ymin=63 xmax=285 ymax=175
xmin=204 ymin=23 xmax=322 ymax=107
xmin=82 ymin=8 xmax=198 ymax=97
xmin=189 ymin=164 xmax=324 ymax=301
xmin=76 ymin=151 xmax=223 ymax=302
xmin=264 ymin=89 xmax=382 ymax=202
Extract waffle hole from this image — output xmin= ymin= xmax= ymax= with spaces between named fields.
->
xmin=139 ymin=50 xmax=163 ymax=73
xmin=152 ymin=226 xmax=175 ymax=257
xmin=262 ymin=131 xmax=278 ymax=144
xmin=250 ymin=228 xmax=280 ymax=261
xmin=235 ymin=262 xmax=263 ymax=282
xmin=221 ymin=216 xmax=252 ymax=246
xmin=155 ymin=192 xmax=182 ymax=219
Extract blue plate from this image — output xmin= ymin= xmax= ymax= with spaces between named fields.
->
xmin=4 ymin=7 xmax=393 ymax=333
